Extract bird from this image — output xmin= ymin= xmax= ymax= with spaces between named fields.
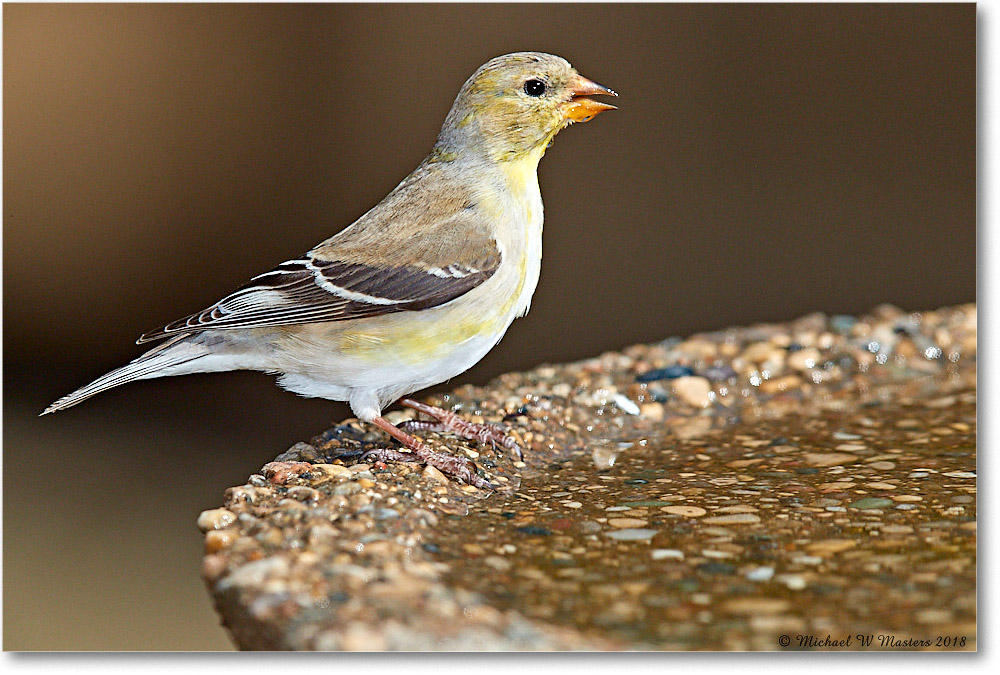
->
xmin=43 ymin=52 xmax=617 ymax=489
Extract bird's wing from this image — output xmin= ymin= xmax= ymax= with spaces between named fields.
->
xmin=137 ymin=183 xmax=502 ymax=344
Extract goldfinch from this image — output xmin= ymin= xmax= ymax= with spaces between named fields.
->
xmin=43 ymin=52 xmax=617 ymax=488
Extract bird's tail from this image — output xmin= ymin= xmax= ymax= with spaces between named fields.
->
xmin=41 ymin=333 xmax=212 ymax=415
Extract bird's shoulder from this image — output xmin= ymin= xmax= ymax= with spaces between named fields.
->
xmin=311 ymin=161 xmax=502 ymax=272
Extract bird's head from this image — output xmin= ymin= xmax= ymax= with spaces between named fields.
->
xmin=435 ymin=52 xmax=617 ymax=163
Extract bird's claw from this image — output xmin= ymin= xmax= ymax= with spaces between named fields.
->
xmin=399 ymin=398 xmax=523 ymax=461
xmin=362 ymin=437 xmax=493 ymax=490
xmin=360 ymin=447 xmax=417 ymax=464
xmin=443 ymin=456 xmax=494 ymax=491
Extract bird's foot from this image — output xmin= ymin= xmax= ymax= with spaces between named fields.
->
xmin=359 ymin=447 xmax=419 ymax=464
xmin=362 ymin=416 xmax=495 ymax=490
xmin=399 ymin=398 xmax=523 ymax=461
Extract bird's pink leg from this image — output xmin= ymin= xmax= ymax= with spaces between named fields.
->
xmin=363 ymin=416 xmax=494 ymax=490
xmin=399 ymin=398 xmax=523 ymax=461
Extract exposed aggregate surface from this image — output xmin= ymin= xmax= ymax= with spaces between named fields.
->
xmin=200 ymin=303 xmax=976 ymax=650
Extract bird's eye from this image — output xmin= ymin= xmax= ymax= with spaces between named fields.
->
xmin=523 ymin=78 xmax=546 ymax=97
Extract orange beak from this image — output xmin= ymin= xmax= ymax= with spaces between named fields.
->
xmin=563 ymin=74 xmax=618 ymax=123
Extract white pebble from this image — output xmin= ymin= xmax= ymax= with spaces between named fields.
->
xmin=777 ymin=574 xmax=807 ymax=590
xmin=651 ymin=549 xmax=684 ymax=561
xmin=605 ymin=528 xmax=658 ymax=541
xmin=613 ymin=394 xmax=640 ymax=416
xmin=745 ymin=566 xmax=775 ymax=582
xmin=792 ymin=555 xmax=823 ymax=566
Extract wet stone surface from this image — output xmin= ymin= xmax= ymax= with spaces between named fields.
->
xmin=201 ymin=304 xmax=976 ymax=650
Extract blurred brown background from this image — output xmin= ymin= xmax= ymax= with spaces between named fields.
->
xmin=4 ymin=3 xmax=974 ymax=650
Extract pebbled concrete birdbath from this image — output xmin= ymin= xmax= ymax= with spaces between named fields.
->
xmin=200 ymin=303 xmax=976 ymax=650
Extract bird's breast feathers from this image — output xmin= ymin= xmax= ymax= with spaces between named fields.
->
xmin=498 ymin=150 xmax=546 ymax=318
xmin=305 ymin=156 xmax=546 ymax=377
